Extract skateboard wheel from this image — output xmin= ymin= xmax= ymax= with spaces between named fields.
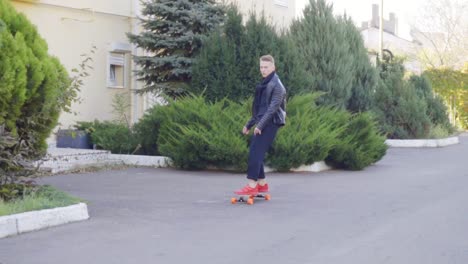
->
xmin=247 ymin=198 xmax=254 ymax=205
xmin=231 ymin=197 xmax=237 ymax=204
xmin=265 ymin=194 xmax=271 ymax=201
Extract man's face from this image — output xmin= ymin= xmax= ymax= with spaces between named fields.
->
xmin=260 ymin=60 xmax=275 ymax=78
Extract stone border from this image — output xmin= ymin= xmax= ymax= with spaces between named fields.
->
xmin=385 ymin=136 xmax=459 ymax=148
xmin=265 ymin=161 xmax=332 ymax=173
xmin=0 ymin=203 xmax=89 ymax=239
xmin=114 ymin=154 xmax=332 ymax=173
xmin=290 ymin=161 xmax=332 ymax=172
xmin=110 ymin=154 xmax=171 ymax=167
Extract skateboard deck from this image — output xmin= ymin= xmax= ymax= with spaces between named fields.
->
xmin=231 ymin=193 xmax=271 ymax=205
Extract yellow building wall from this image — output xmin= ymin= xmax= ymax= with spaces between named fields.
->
xmin=11 ymin=0 xmax=144 ymax=131
xmin=10 ymin=0 xmax=296 ymax=138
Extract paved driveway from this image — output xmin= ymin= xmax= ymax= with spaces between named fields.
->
xmin=1 ymin=134 xmax=467 ymax=264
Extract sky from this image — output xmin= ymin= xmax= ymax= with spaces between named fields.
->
xmin=296 ymin=0 xmax=426 ymax=40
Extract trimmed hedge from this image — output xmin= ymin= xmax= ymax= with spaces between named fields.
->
xmin=157 ymin=95 xmax=249 ymax=170
xmin=325 ymin=112 xmax=387 ymax=170
xmin=139 ymin=93 xmax=387 ymax=171
xmin=266 ymin=94 xmax=346 ymax=171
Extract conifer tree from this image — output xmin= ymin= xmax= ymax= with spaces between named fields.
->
xmin=127 ymin=0 xmax=225 ymax=98
xmin=290 ymin=0 xmax=354 ymax=108
xmin=191 ymin=6 xmax=244 ymax=102
xmin=341 ymin=16 xmax=378 ymax=112
xmin=373 ymin=58 xmax=431 ymax=139
xmin=191 ymin=7 xmax=311 ymax=102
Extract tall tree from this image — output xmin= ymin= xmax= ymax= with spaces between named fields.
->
xmin=191 ymin=6 xmax=311 ymax=103
xmin=340 ymin=15 xmax=378 ymax=112
xmin=290 ymin=0 xmax=354 ymax=109
xmin=191 ymin=6 xmax=245 ymax=102
xmin=127 ymin=0 xmax=225 ymax=98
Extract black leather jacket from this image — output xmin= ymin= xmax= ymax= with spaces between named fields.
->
xmin=246 ymin=73 xmax=286 ymax=130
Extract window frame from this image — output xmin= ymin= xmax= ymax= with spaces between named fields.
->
xmin=107 ymin=52 xmax=126 ymax=89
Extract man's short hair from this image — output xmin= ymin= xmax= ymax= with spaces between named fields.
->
xmin=260 ymin=55 xmax=275 ymax=65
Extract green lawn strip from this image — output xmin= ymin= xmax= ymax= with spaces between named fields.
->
xmin=0 ymin=185 xmax=84 ymax=217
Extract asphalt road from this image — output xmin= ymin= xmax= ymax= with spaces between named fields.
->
xmin=1 ymin=134 xmax=467 ymax=264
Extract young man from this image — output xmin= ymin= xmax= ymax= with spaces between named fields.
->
xmin=235 ymin=55 xmax=286 ymax=195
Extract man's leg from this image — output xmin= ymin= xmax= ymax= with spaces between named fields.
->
xmin=235 ymin=123 xmax=278 ymax=195
xmin=258 ymin=162 xmax=265 ymax=179
xmin=246 ymin=123 xmax=278 ymax=181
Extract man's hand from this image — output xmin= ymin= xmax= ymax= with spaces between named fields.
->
xmin=242 ymin=126 xmax=250 ymax=135
xmin=254 ymin=127 xmax=262 ymax=135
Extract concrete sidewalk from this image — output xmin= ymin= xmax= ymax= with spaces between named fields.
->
xmin=1 ymin=134 xmax=467 ymax=264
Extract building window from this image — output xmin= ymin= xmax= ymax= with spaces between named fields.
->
xmin=275 ymin=0 xmax=288 ymax=7
xmin=107 ymin=52 xmax=126 ymax=88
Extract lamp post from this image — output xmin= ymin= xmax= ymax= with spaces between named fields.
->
xmin=379 ymin=0 xmax=384 ymax=59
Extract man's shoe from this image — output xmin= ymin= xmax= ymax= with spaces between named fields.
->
xmin=234 ymin=185 xmax=258 ymax=195
xmin=258 ymin=183 xmax=269 ymax=193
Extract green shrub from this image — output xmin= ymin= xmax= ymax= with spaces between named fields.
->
xmin=89 ymin=121 xmax=139 ymax=154
xmin=266 ymin=94 xmax=346 ymax=171
xmin=326 ymin=112 xmax=387 ymax=170
xmin=409 ymin=75 xmax=453 ymax=133
xmin=132 ymin=105 xmax=164 ymax=155
xmin=157 ymin=95 xmax=249 ymax=170
xmin=154 ymin=93 xmax=387 ymax=171
xmin=373 ymin=58 xmax=432 ymax=139
xmin=428 ymin=124 xmax=452 ymax=139
xmin=424 ymin=68 xmax=468 ymax=129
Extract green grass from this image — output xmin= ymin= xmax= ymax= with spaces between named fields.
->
xmin=0 ymin=185 xmax=83 ymax=217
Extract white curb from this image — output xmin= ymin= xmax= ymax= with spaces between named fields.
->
xmin=265 ymin=161 xmax=332 ymax=173
xmin=290 ymin=161 xmax=332 ymax=172
xmin=110 ymin=154 xmax=171 ymax=167
xmin=385 ymin=136 xmax=459 ymax=148
xmin=0 ymin=203 xmax=89 ymax=239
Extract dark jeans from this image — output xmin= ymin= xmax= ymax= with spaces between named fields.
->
xmin=246 ymin=122 xmax=279 ymax=181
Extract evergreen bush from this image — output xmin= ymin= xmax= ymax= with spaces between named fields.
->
xmin=266 ymin=94 xmax=346 ymax=171
xmin=408 ymin=75 xmax=453 ymax=136
xmin=82 ymin=120 xmax=140 ymax=154
xmin=153 ymin=93 xmax=387 ymax=171
xmin=0 ymin=0 xmax=70 ymax=156
xmin=1 ymin=0 xmax=72 ymax=196
xmin=132 ymin=105 xmax=164 ymax=155
xmin=157 ymin=95 xmax=249 ymax=170
xmin=373 ymin=58 xmax=432 ymax=139
xmin=325 ymin=112 xmax=387 ymax=170
xmin=373 ymin=57 xmax=454 ymax=139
